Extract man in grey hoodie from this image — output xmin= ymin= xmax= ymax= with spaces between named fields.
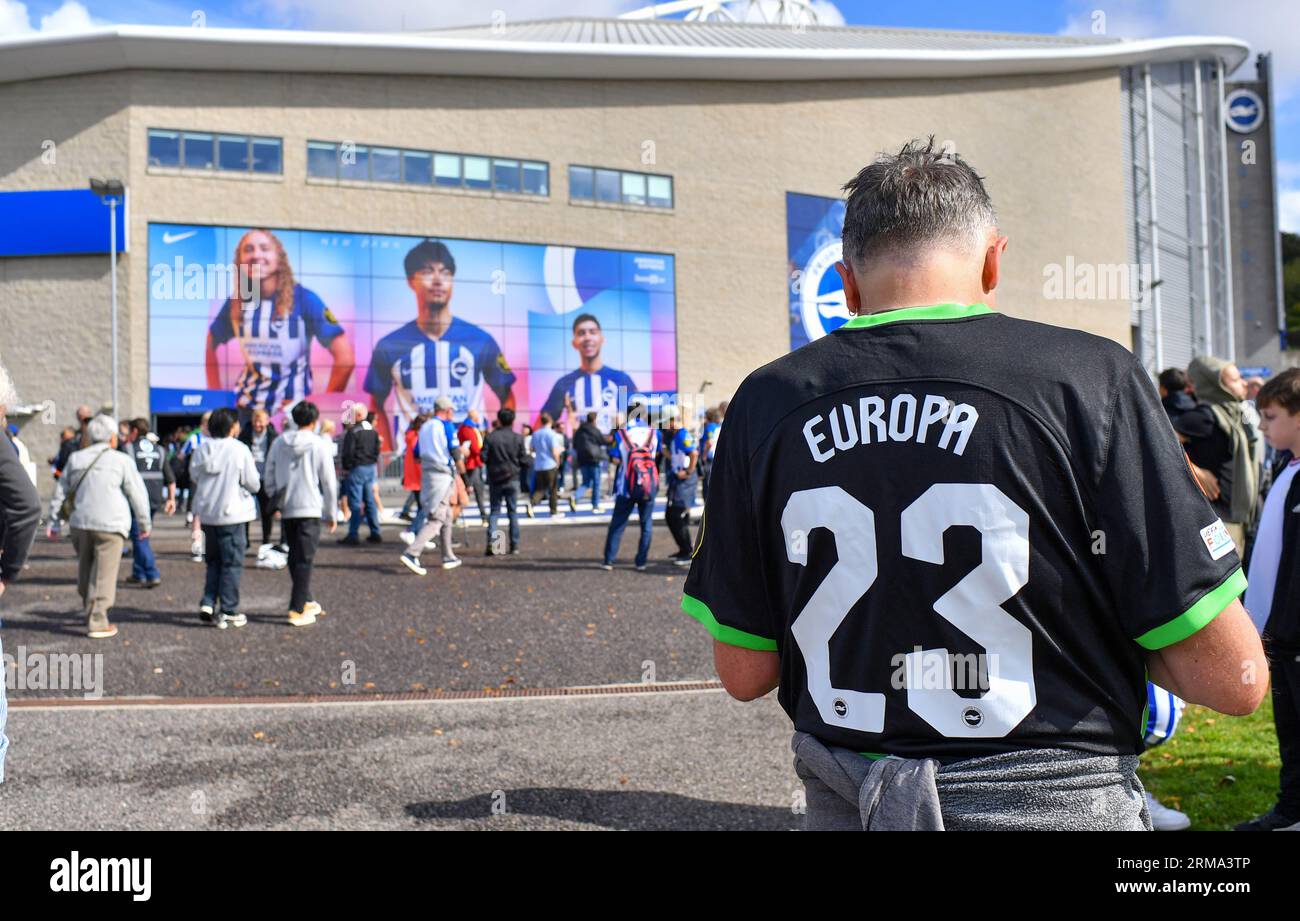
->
xmin=190 ymin=407 xmax=260 ymax=629
xmin=264 ymin=401 xmax=338 ymax=627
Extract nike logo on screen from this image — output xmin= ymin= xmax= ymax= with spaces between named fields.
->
xmin=162 ymin=230 xmax=198 ymax=245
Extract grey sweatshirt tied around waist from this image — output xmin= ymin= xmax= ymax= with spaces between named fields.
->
xmin=792 ymin=731 xmax=1151 ymax=831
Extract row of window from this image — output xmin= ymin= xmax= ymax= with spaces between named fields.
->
xmin=148 ymin=130 xmax=282 ymax=174
xmin=146 ymin=130 xmax=674 ymax=209
xmin=306 ymin=142 xmax=550 ymax=196
xmin=570 ymin=166 xmax=673 ymax=209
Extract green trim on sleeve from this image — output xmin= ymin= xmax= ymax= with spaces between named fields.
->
xmin=681 ymin=593 xmax=778 ymax=651
xmin=1135 ymin=567 xmax=1247 ymax=650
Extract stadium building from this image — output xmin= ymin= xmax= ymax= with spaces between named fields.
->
xmin=0 ymin=12 xmax=1284 ymax=485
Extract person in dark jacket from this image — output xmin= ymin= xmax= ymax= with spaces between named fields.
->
xmin=238 ymin=408 xmax=279 ymax=548
xmin=122 ymin=418 xmax=176 ymax=588
xmin=0 ymin=364 xmax=43 ymax=782
xmin=482 ymin=408 xmax=530 ymax=556
xmin=1234 ymin=370 xmax=1300 ymax=829
xmin=1173 ymin=356 xmax=1258 ymax=552
xmin=1158 ymin=366 xmax=1197 ymax=427
xmin=570 ymin=411 xmax=606 ymax=512
xmin=338 ymin=406 xmax=382 ymax=544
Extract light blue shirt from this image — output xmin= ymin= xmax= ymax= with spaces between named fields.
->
xmin=417 ymin=415 xmax=453 ymax=472
xmin=531 ymin=428 xmax=561 ymax=472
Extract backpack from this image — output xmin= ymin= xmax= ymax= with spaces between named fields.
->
xmin=620 ymin=429 xmax=659 ymax=502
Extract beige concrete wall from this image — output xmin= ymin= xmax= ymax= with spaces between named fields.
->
xmin=0 ymin=74 xmax=131 ymax=485
xmin=1 ymin=66 xmax=1131 ymax=488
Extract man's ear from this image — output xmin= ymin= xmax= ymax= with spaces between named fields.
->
xmin=834 ymin=261 xmax=861 ymax=315
xmin=982 ymin=235 xmax=1009 ymax=295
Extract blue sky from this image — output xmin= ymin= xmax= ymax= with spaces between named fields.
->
xmin=3 ymin=0 xmax=1296 ymax=230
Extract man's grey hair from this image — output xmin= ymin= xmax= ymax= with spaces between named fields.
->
xmin=841 ymin=137 xmax=997 ymax=270
xmin=0 ymin=360 xmax=17 ymax=414
xmin=86 ymin=414 xmax=118 ymax=444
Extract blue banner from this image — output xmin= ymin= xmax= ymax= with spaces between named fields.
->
xmin=0 ymin=189 xmax=127 ymax=257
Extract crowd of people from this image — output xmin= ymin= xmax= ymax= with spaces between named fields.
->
xmin=18 ymin=390 xmax=729 ymax=638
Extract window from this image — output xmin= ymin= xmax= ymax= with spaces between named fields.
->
xmin=621 ymin=172 xmax=647 ymax=206
xmin=647 ymin=174 xmax=673 ymax=209
xmin=523 ymin=160 xmax=549 ymax=196
xmin=251 ymin=137 xmax=282 ymax=174
xmin=217 ymin=134 xmax=248 ymax=171
xmin=340 ymin=144 xmax=369 ymax=181
xmin=434 ymin=153 xmax=461 ymax=187
xmin=595 ymin=169 xmax=621 ymax=203
xmin=148 ymin=130 xmax=180 ymax=168
xmin=403 ymin=150 xmax=432 ymax=185
xmin=307 ymin=141 xmax=338 ymax=179
xmin=149 ymin=129 xmax=281 ymax=175
xmin=570 ymin=165 xmax=673 ymax=209
xmin=307 ymin=140 xmax=548 ymax=196
xmin=464 ymin=156 xmax=491 ymax=190
xmin=182 ymin=132 xmax=214 ymax=170
xmin=569 ymin=166 xmax=594 ymax=200
xmin=371 ymin=147 xmax=401 ymax=183
xmin=492 ymin=158 xmax=521 ymax=193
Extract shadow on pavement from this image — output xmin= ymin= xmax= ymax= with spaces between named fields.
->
xmin=405 ymin=787 xmax=798 ymax=830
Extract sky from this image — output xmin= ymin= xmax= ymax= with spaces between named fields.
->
xmin=2 ymin=0 xmax=1296 ymax=231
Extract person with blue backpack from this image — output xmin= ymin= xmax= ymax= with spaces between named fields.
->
xmin=601 ymin=402 xmax=661 ymax=572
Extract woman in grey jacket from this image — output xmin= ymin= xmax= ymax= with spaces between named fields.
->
xmin=263 ymin=401 xmax=338 ymax=627
xmin=63 ymin=414 xmax=151 ymax=638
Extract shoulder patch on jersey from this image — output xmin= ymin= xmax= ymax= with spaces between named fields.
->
xmin=1200 ymin=519 xmax=1235 ymax=561
xmin=496 ymin=353 xmax=512 ymax=373
xmin=322 ymin=307 xmax=339 ymax=325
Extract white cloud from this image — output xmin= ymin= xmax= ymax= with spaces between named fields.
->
xmin=1281 ymin=186 xmax=1300 ymax=234
xmin=1060 ymin=0 xmax=1300 ymax=104
xmin=0 ymin=0 xmax=94 ymax=34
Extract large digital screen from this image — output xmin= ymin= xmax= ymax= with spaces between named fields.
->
xmin=787 ymin=191 xmax=848 ymax=350
xmin=148 ymin=224 xmax=677 ymax=444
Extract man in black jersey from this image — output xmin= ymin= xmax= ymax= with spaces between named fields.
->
xmin=682 ymin=139 xmax=1267 ymax=830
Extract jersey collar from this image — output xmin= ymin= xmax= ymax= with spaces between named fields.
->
xmin=838 ymin=302 xmax=993 ymax=330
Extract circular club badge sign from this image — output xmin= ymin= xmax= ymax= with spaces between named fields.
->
xmin=799 ymin=241 xmax=850 ymax=343
xmin=1224 ymin=88 xmax=1265 ymax=134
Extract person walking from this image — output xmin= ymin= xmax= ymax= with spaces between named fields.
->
xmin=570 ymin=410 xmax=606 ymax=512
xmin=529 ymin=412 xmax=564 ymax=517
xmin=482 ymin=407 xmax=530 ymax=556
xmin=238 ymin=408 xmax=279 ymax=550
xmin=338 ymin=405 xmax=382 ymax=545
xmin=399 ymin=412 xmax=426 ymax=522
xmin=122 ymin=418 xmax=175 ymax=589
xmin=601 ymin=403 xmax=660 ymax=572
xmin=264 ymin=401 xmax=338 ymax=627
xmin=458 ymin=408 xmax=490 ymax=523
xmin=662 ymin=405 xmax=698 ymax=565
xmin=398 ymin=396 xmax=462 ymax=574
xmin=63 ymin=414 xmax=151 ymax=639
xmin=0 ymin=361 xmax=41 ymax=782
xmin=190 ymin=407 xmax=260 ymax=629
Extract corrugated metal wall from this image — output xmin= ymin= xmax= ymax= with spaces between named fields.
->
xmin=1123 ymin=60 xmax=1233 ymax=376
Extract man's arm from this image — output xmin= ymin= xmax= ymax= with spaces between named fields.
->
xmin=1146 ymin=599 xmax=1268 ymax=715
xmin=326 ymin=334 xmax=355 ymax=392
xmin=714 ymin=641 xmax=779 ymax=701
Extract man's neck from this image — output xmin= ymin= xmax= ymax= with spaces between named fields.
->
xmin=579 ymin=356 xmax=604 ymax=374
xmin=853 ymin=261 xmax=985 ymax=315
xmin=418 ymin=303 xmax=452 ymax=337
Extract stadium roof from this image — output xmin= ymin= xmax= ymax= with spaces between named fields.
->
xmin=0 ymin=17 xmax=1250 ymax=86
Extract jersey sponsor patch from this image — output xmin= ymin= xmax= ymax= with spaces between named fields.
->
xmin=1200 ymin=518 xmax=1235 ymax=561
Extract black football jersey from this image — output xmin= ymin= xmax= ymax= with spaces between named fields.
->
xmin=683 ymin=303 xmax=1245 ymax=761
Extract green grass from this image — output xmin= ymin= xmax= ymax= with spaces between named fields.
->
xmin=1138 ymin=699 xmax=1282 ymax=830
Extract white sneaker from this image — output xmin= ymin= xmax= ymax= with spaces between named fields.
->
xmin=1145 ymin=792 xmax=1191 ymax=831
xmin=400 ymin=530 xmax=416 ymax=546
xmin=190 ymin=533 xmax=204 ymax=561
xmin=442 ymin=558 xmax=463 ymax=571
xmin=399 ymin=553 xmax=427 ymax=576
xmin=256 ymin=544 xmax=288 ymax=570
xmin=303 ymin=600 xmax=325 ymax=619
xmin=425 ymin=541 xmax=438 ymax=551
